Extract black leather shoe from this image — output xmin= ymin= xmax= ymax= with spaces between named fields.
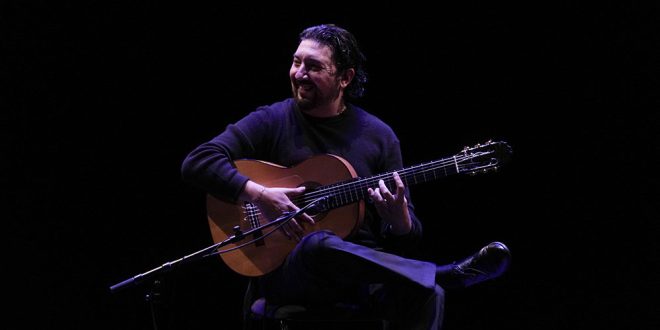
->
xmin=436 ymin=242 xmax=511 ymax=289
xmin=453 ymin=242 xmax=511 ymax=287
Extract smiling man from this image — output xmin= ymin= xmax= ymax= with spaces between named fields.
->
xmin=181 ymin=24 xmax=511 ymax=330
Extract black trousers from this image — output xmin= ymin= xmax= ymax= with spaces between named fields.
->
xmin=259 ymin=230 xmax=444 ymax=330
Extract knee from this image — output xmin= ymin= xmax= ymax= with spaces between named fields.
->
xmin=296 ymin=230 xmax=337 ymax=260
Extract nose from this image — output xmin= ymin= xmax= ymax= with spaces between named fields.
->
xmin=294 ymin=65 xmax=309 ymax=80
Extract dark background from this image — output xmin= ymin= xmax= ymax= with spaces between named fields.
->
xmin=4 ymin=1 xmax=658 ymax=329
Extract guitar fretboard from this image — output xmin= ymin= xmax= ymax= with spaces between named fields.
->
xmin=294 ymin=155 xmax=467 ymax=212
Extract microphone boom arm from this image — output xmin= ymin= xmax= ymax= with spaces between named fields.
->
xmin=109 ymin=196 xmax=327 ymax=293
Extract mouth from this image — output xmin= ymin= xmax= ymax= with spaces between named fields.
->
xmin=295 ymin=82 xmax=314 ymax=97
xmin=297 ymin=81 xmax=314 ymax=90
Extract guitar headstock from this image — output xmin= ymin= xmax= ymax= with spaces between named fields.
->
xmin=455 ymin=140 xmax=512 ymax=175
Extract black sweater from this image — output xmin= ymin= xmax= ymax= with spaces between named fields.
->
xmin=181 ymin=98 xmax=422 ymax=255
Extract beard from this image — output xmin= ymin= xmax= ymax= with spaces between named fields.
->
xmin=293 ymin=93 xmax=313 ymax=110
xmin=291 ymin=79 xmax=342 ymax=112
xmin=291 ymin=84 xmax=317 ymax=111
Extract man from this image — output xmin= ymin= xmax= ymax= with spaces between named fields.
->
xmin=181 ymin=24 xmax=510 ymax=329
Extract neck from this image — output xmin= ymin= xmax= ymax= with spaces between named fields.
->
xmin=302 ymin=99 xmax=346 ymax=118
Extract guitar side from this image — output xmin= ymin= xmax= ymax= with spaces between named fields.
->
xmin=207 ymin=154 xmax=364 ymax=277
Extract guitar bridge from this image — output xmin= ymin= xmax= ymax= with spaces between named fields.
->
xmin=243 ymin=202 xmax=265 ymax=246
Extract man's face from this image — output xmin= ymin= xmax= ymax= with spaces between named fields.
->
xmin=289 ymin=39 xmax=342 ymax=110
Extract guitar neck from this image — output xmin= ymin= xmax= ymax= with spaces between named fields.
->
xmin=298 ymin=156 xmax=461 ymax=211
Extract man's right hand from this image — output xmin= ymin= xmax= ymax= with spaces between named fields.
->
xmin=241 ymin=181 xmax=314 ymax=241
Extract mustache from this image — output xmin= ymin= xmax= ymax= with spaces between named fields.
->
xmin=294 ymin=78 xmax=314 ymax=86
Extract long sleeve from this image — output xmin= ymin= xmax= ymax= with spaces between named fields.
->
xmin=181 ymin=108 xmax=273 ymax=202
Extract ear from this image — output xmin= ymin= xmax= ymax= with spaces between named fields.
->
xmin=339 ymin=68 xmax=355 ymax=89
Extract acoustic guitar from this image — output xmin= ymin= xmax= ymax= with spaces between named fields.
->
xmin=207 ymin=140 xmax=511 ymax=276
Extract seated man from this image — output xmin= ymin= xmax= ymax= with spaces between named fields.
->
xmin=181 ymin=24 xmax=511 ymax=330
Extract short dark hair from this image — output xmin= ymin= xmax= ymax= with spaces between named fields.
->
xmin=299 ymin=24 xmax=368 ymax=98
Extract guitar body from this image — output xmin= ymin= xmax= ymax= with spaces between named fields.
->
xmin=207 ymin=154 xmax=364 ymax=277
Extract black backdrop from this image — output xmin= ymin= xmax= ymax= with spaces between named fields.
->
xmin=5 ymin=1 xmax=658 ymax=329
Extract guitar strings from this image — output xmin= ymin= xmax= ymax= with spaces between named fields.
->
xmin=244 ymin=152 xmax=489 ymax=219
xmin=292 ymin=152 xmax=488 ymax=205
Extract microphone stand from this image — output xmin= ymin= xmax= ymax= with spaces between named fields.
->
xmin=109 ymin=196 xmax=327 ymax=329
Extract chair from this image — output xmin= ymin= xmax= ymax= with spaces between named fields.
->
xmin=247 ymin=297 xmax=390 ymax=330
xmin=243 ymin=280 xmax=390 ymax=330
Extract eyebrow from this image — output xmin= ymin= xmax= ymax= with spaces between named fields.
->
xmin=293 ymin=55 xmax=328 ymax=66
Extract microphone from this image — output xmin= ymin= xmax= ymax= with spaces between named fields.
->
xmin=303 ymin=196 xmax=329 ymax=215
